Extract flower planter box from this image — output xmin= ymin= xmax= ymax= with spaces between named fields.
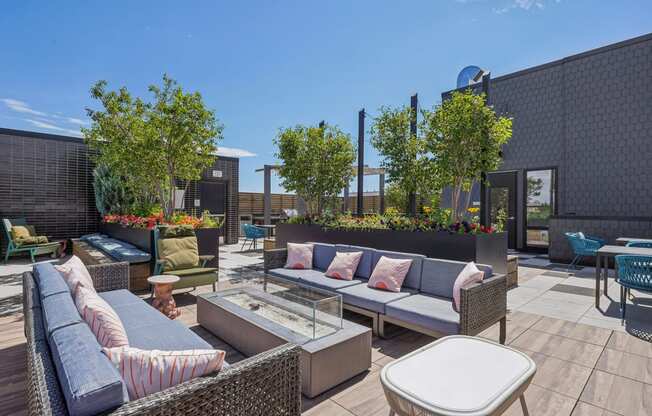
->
xmin=195 ymin=228 xmax=220 ymax=268
xmin=275 ymin=223 xmax=508 ymax=274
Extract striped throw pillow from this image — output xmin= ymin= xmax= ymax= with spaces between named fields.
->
xmin=55 ymin=255 xmax=95 ymax=293
xmin=75 ymin=286 xmax=129 ymax=348
xmin=103 ymin=347 xmax=226 ymax=400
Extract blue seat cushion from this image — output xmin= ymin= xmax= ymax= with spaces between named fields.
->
xmin=309 ymin=242 xmax=336 ymax=271
xmin=88 ymin=237 xmax=151 ymax=264
xmin=268 ymin=268 xmax=363 ymax=291
xmin=49 ymin=323 xmax=127 ymax=416
xmin=420 ymin=258 xmax=493 ymax=299
xmin=336 ymin=283 xmax=413 ymax=314
xmin=335 ymin=244 xmax=375 ymax=279
xmin=41 ymin=291 xmax=82 ymax=338
xmin=80 ymin=233 xmax=107 ymax=243
xmin=33 ymin=263 xmax=70 ymax=299
xmin=385 ymin=294 xmax=460 ymax=335
xmin=372 ymin=250 xmax=425 ymax=290
xmin=101 ymin=290 xmax=212 ymax=350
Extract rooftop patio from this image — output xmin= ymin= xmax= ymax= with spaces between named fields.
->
xmin=2 ymin=243 xmax=652 ymax=416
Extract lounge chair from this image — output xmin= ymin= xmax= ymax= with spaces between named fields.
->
xmin=2 ymin=218 xmax=60 ymax=264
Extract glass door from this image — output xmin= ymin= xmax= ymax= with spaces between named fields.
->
xmin=487 ymin=171 xmax=517 ymax=249
xmin=525 ymin=169 xmax=556 ymax=249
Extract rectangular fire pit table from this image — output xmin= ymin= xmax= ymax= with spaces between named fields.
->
xmin=197 ymin=275 xmax=372 ymax=398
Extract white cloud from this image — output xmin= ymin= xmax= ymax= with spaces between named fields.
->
xmin=0 ymin=98 xmax=47 ymax=116
xmin=215 ymin=146 xmax=257 ymax=158
xmin=24 ymin=119 xmax=83 ymax=137
xmin=1 ymin=97 xmax=89 ymax=134
xmin=494 ymin=0 xmax=557 ymax=13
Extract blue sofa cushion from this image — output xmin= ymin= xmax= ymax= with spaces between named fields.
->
xmin=385 ymin=294 xmax=460 ymax=335
xmin=309 ymin=242 xmax=336 ymax=271
xmin=336 ymin=284 xmax=413 ymax=314
xmin=33 ymin=263 xmax=69 ymax=299
xmin=335 ymin=244 xmax=375 ymax=279
xmin=101 ymin=290 xmax=212 ymax=350
xmin=91 ymin=237 xmax=151 ymax=264
xmin=49 ymin=323 xmax=127 ymax=416
xmin=42 ymin=291 xmax=82 ymax=338
xmin=268 ymin=268 xmax=363 ymax=291
xmin=420 ymin=258 xmax=493 ymax=299
xmin=372 ymin=250 xmax=425 ymax=290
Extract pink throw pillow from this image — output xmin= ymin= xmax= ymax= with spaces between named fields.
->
xmin=55 ymin=255 xmax=95 ymax=293
xmin=103 ymin=346 xmax=226 ymax=400
xmin=285 ymin=243 xmax=314 ymax=269
xmin=367 ymin=256 xmax=412 ymax=292
xmin=452 ymin=262 xmax=485 ymax=312
xmin=325 ymin=251 xmax=363 ymax=281
xmin=75 ymin=286 xmax=129 ymax=348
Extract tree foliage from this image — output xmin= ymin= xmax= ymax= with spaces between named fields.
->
xmin=92 ymin=164 xmax=134 ymax=216
xmin=422 ymin=90 xmax=512 ymax=221
xmin=83 ymin=75 xmax=222 ymax=219
xmin=370 ymin=106 xmax=438 ymax=212
xmin=275 ymin=124 xmax=356 ymax=215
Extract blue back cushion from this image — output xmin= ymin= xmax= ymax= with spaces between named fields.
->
xmin=335 ymin=244 xmax=376 ymax=279
xmin=42 ymin=291 xmax=82 ymax=338
xmin=49 ymin=323 xmax=127 ymax=416
xmin=420 ymin=258 xmax=493 ymax=299
xmin=33 ymin=263 xmax=69 ymax=299
xmin=310 ymin=242 xmax=336 ymax=271
xmin=372 ymin=250 xmax=425 ymax=290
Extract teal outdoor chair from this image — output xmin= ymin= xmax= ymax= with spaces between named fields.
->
xmin=564 ymin=232 xmax=605 ymax=271
xmin=615 ymin=254 xmax=652 ymax=324
xmin=626 ymin=241 xmax=652 ymax=248
xmin=2 ymin=218 xmax=61 ymax=264
xmin=241 ymin=223 xmax=266 ymax=251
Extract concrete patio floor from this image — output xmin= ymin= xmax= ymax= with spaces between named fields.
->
xmin=1 ymin=244 xmax=652 ymax=415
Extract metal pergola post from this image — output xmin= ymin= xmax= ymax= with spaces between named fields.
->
xmin=357 ymin=109 xmax=365 ymax=216
xmin=480 ymin=74 xmax=491 ymax=227
xmin=408 ymin=94 xmax=418 ymax=216
xmin=263 ymin=165 xmax=272 ymax=225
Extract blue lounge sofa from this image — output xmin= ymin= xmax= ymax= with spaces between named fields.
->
xmin=24 ymin=262 xmax=301 ymax=416
xmin=264 ymin=242 xmax=507 ymax=343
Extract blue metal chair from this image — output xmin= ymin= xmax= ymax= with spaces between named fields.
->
xmin=626 ymin=241 xmax=652 ymax=248
xmin=615 ymin=254 xmax=652 ymax=324
xmin=564 ymin=232 xmax=605 ymax=271
xmin=241 ymin=223 xmax=266 ymax=251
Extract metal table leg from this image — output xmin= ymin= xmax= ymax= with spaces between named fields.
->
xmin=596 ymin=253 xmax=601 ymax=308
xmin=603 ymin=254 xmax=609 ymax=298
xmin=520 ymin=395 xmax=530 ymax=416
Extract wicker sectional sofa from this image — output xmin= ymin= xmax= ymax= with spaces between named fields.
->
xmin=24 ymin=261 xmax=301 ymax=416
xmin=264 ymin=243 xmax=507 ymax=343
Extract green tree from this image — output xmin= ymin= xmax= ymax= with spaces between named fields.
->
xmin=92 ymin=164 xmax=134 ymax=216
xmin=83 ymin=75 xmax=222 ymax=219
xmin=422 ymin=90 xmax=512 ymax=222
xmin=275 ymin=124 xmax=356 ymax=215
xmin=370 ymin=106 xmax=438 ymax=214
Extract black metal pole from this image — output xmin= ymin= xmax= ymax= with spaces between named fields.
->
xmin=357 ymin=109 xmax=365 ymax=216
xmin=408 ymin=94 xmax=418 ymax=216
xmin=318 ymin=120 xmax=325 ymax=129
xmin=480 ymin=74 xmax=491 ymax=226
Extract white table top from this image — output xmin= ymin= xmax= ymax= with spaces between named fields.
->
xmin=597 ymin=245 xmax=652 ymax=256
xmin=147 ymin=275 xmax=180 ymax=285
xmin=381 ymin=336 xmax=536 ymax=416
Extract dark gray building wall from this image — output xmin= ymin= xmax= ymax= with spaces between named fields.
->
xmin=486 ymin=33 xmax=652 ymax=260
xmin=183 ymin=157 xmax=239 ymax=245
xmin=0 ymin=129 xmax=99 ymax=256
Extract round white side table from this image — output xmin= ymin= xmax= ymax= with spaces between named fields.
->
xmin=147 ymin=275 xmax=181 ymax=319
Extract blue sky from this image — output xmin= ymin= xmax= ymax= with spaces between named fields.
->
xmin=1 ymin=1 xmax=650 ymax=192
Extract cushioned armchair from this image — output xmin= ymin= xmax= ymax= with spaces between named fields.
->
xmin=2 ymin=218 xmax=61 ymax=264
xmin=153 ymin=226 xmax=218 ymax=292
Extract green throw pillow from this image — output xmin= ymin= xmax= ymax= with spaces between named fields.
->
xmin=158 ymin=236 xmax=199 ymax=271
xmin=11 ymin=226 xmax=31 ymax=240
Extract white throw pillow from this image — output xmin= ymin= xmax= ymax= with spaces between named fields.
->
xmin=452 ymin=262 xmax=485 ymax=312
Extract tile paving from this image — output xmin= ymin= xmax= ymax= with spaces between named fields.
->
xmin=1 ymin=246 xmax=652 ymax=415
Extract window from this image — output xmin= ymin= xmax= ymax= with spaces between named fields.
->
xmin=525 ymin=169 xmax=556 ymax=248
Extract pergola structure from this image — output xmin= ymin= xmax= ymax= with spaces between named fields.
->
xmin=255 ymin=164 xmax=385 ymax=225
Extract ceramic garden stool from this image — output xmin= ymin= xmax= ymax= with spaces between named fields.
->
xmin=148 ymin=275 xmax=181 ymax=319
xmin=381 ymin=335 xmax=536 ymax=416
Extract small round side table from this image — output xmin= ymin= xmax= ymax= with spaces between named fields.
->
xmin=148 ymin=275 xmax=181 ymax=320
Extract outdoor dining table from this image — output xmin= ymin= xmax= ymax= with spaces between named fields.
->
xmin=615 ymin=237 xmax=652 ymax=246
xmin=595 ymin=244 xmax=652 ymax=308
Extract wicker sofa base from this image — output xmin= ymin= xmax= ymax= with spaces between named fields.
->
xmin=24 ymin=263 xmax=302 ymax=416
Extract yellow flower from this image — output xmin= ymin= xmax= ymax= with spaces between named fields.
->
xmin=467 ymin=207 xmax=479 ymax=214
